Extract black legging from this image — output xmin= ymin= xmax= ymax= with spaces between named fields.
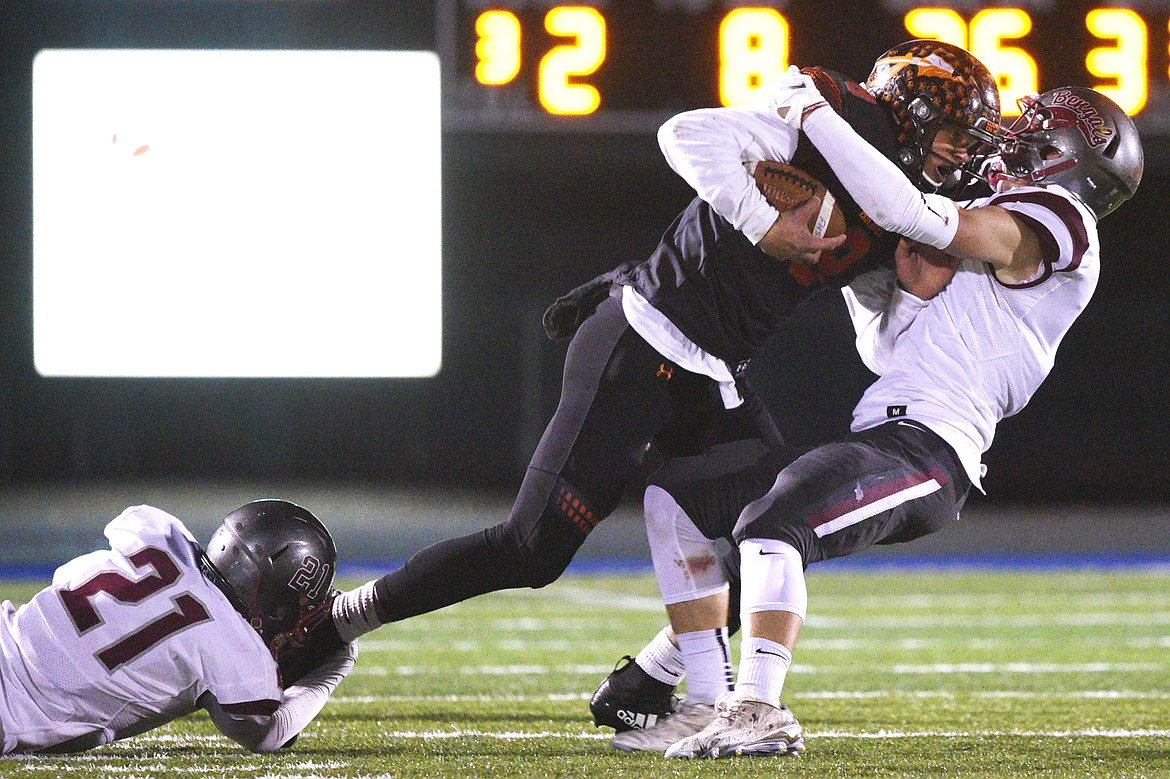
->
xmin=372 ymin=293 xmax=730 ymax=622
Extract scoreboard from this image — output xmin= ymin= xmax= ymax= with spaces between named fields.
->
xmin=437 ymin=0 xmax=1170 ymax=134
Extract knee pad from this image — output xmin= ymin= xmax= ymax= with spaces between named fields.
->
xmin=645 ymin=485 xmax=729 ymax=605
xmin=739 ymin=538 xmax=807 ymax=623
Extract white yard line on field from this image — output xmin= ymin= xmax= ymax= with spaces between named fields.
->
xmin=798 ymin=689 xmax=1170 ymax=700
xmin=355 ymin=635 xmax=1170 ymax=654
xmin=544 ymin=585 xmax=1170 ymax=615
xmin=887 ymin=662 xmax=1159 ymax=674
xmin=808 ymin=612 xmax=1170 ymax=628
xmin=336 ymin=692 xmax=592 ymax=703
xmin=334 ymin=688 xmax=1170 ymax=704
xmin=811 ymin=728 xmax=1170 ymax=739
xmin=792 ymin=635 xmax=1170 ymax=650
xmin=348 ymin=661 xmax=1160 ymax=677
xmin=374 ymin=728 xmax=1170 ymax=741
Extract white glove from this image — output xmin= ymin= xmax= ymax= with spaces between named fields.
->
xmin=760 ymin=65 xmax=829 ymax=129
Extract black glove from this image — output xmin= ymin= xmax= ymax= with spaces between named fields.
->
xmin=271 ymin=590 xmax=348 ymax=688
xmin=542 ymin=262 xmax=637 ymax=339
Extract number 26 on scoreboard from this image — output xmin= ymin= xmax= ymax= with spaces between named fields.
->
xmin=473 ymin=6 xmax=1153 ymax=117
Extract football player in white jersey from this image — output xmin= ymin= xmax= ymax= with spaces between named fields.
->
xmin=623 ymin=76 xmax=1143 ymax=758
xmin=0 ymin=499 xmax=356 ymax=755
xmin=597 ymin=42 xmax=1002 ymax=752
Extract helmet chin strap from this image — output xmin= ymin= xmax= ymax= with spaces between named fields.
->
xmin=898 ymin=143 xmax=947 ymax=190
xmin=921 ymin=156 xmax=947 ymax=188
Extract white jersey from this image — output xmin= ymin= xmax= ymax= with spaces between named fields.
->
xmin=851 ymin=185 xmax=1099 ymax=488
xmin=0 ymin=506 xmax=282 ymax=754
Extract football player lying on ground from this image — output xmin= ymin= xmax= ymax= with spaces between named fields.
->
xmin=306 ymin=42 xmax=1001 ymax=668
xmin=606 ymin=80 xmax=1143 ymax=759
xmin=0 ymin=500 xmax=356 ymax=755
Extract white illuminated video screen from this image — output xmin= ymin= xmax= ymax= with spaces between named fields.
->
xmin=33 ymin=49 xmax=441 ymax=377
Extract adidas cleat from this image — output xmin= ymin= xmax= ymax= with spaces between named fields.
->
xmin=589 ymin=655 xmax=678 ymax=732
xmin=610 ymin=701 xmax=716 ymax=752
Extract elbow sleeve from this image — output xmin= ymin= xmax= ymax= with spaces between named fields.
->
xmin=884 ymin=190 xmax=960 ymax=251
xmin=802 ymin=106 xmax=959 ymax=249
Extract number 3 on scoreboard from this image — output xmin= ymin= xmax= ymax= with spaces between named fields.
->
xmin=57 ymin=547 xmax=212 ymax=672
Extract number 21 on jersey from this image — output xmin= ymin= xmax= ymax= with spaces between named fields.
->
xmin=57 ymin=547 xmax=211 ymax=672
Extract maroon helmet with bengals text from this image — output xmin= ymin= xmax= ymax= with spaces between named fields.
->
xmin=865 ymin=39 xmax=1002 ymax=193
xmin=993 ymin=86 xmax=1143 ymax=219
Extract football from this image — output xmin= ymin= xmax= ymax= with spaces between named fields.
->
xmin=751 ymin=160 xmax=847 ymax=239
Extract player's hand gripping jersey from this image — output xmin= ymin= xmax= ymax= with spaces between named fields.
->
xmin=0 ymin=506 xmax=281 ymax=753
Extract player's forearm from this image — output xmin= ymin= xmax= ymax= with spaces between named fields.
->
xmin=657 ymin=107 xmax=796 ymax=244
xmin=207 ymin=643 xmax=358 ymax=753
xmin=801 ymin=105 xmax=958 ymax=250
xmin=250 ymin=685 xmax=330 ymax=753
xmin=258 ymin=643 xmax=359 ymax=752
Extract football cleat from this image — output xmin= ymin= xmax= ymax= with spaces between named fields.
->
xmin=610 ymin=701 xmax=716 ymax=752
xmin=664 ymin=693 xmax=805 ymax=759
xmin=589 ymin=656 xmax=678 ymax=732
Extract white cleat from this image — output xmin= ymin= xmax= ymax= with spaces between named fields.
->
xmin=610 ymin=701 xmax=717 ymax=753
xmin=664 ymin=692 xmax=804 ymax=759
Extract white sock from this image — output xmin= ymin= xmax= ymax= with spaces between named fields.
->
xmin=635 ymin=626 xmax=685 ymax=685
xmin=332 ymin=580 xmax=384 ymax=643
xmin=736 ymin=637 xmax=792 ymax=708
xmin=676 ymin=628 xmax=734 ymax=705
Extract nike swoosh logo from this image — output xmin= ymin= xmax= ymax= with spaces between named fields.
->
xmin=922 ymin=195 xmax=950 ymax=225
xmin=755 ymin=648 xmax=786 ymax=658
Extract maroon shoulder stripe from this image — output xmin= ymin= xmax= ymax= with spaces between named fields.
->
xmin=989 ymin=190 xmax=1090 ymax=272
xmin=995 ymin=211 xmax=1057 ymax=289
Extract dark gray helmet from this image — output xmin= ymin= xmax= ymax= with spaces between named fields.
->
xmin=203 ymin=499 xmax=336 ymax=646
xmin=996 ymin=87 xmax=1143 ymax=219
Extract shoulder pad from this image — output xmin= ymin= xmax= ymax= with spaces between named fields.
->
xmin=800 ymin=67 xmax=845 ymax=111
xmin=800 ymin=67 xmax=876 ymax=114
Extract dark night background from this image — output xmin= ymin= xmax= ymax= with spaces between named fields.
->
xmin=0 ymin=0 xmax=1167 ymax=510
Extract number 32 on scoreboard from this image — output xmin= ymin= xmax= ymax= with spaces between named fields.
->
xmin=475 ymin=7 xmax=607 ymax=115
xmin=474 ymin=6 xmax=1151 ymax=117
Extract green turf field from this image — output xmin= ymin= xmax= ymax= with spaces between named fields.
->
xmin=2 ymin=568 xmax=1169 ymax=778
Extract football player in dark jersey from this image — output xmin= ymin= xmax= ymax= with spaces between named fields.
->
xmin=607 ymin=76 xmax=1141 ymax=758
xmin=305 ymin=42 xmax=1002 ymax=685
xmin=591 ymin=41 xmax=1008 ymax=746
